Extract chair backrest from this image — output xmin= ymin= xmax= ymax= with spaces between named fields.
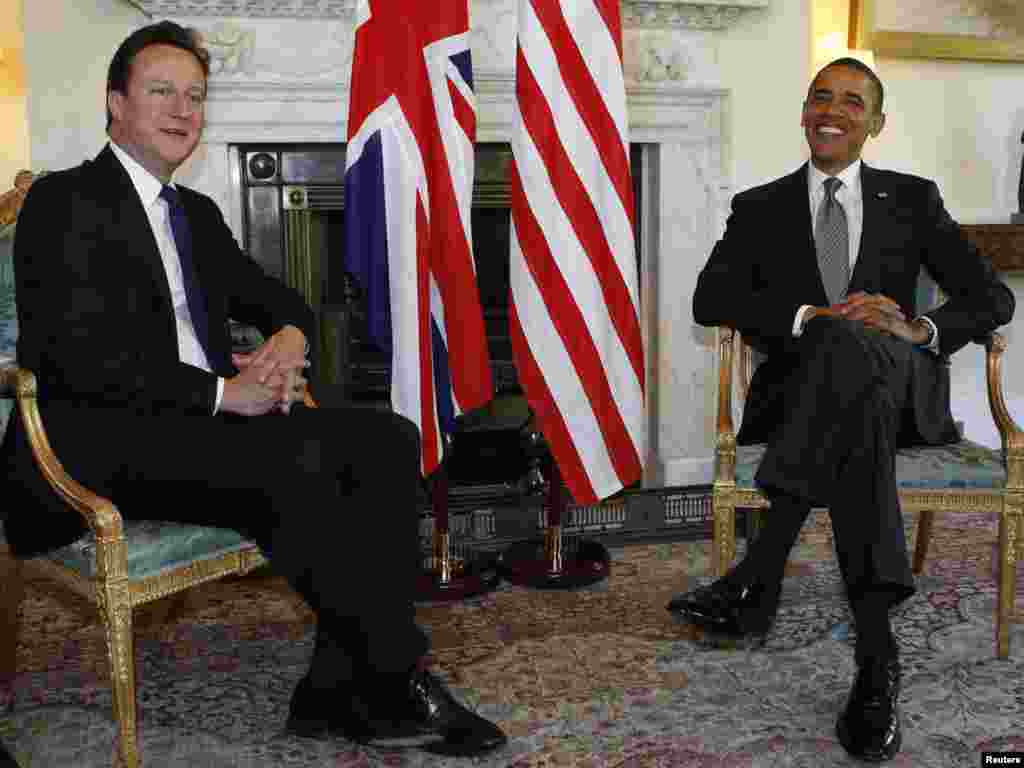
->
xmin=1 ymin=237 xmax=18 ymax=440
xmin=1 ymin=171 xmax=40 ymax=439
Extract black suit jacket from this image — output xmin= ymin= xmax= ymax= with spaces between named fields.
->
xmin=693 ymin=163 xmax=1015 ymax=447
xmin=2 ymin=145 xmax=315 ymax=554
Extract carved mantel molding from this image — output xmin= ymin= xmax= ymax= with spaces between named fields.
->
xmin=121 ymin=0 xmax=768 ymax=29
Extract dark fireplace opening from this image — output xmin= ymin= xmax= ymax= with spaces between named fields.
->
xmin=234 ymin=142 xmax=642 ymax=488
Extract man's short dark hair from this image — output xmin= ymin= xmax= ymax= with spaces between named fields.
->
xmin=106 ymin=21 xmax=210 ymax=131
xmin=817 ymin=57 xmax=885 ymax=114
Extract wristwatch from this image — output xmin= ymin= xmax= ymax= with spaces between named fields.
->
xmin=916 ymin=318 xmax=936 ymax=347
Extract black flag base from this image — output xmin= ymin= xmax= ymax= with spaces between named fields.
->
xmin=415 ymin=543 xmax=502 ymax=602
xmin=497 ymin=530 xmax=611 ymax=590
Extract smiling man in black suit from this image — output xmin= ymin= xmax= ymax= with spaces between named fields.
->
xmin=672 ymin=58 xmax=1014 ymax=761
xmin=1 ymin=20 xmax=505 ymax=757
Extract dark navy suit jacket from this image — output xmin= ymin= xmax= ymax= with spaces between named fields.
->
xmin=693 ymin=163 xmax=1015 ymax=447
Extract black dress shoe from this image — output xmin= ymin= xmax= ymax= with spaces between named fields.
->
xmin=401 ymin=668 xmax=508 ymax=756
xmin=836 ymin=657 xmax=902 ymax=762
xmin=667 ymin=578 xmax=776 ymax=638
xmin=286 ymin=669 xmax=507 ymax=757
xmin=286 ymin=673 xmax=386 ymax=744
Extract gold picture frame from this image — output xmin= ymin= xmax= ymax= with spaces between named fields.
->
xmin=852 ymin=0 xmax=1024 ymax=63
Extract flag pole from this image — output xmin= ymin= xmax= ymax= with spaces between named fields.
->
xmin=498 ymin=420 xmax=611 ymax=589
xmin=416 ymin=437 xmax=501 ymax=601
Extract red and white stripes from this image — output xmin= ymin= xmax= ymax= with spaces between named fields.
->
xmin=509 ymin=0 xmax=645 ymax=503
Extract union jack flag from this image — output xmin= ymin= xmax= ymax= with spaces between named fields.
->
xmin=344 ymin=0 xmax=493 ymax=477
xmin=510 ymin=0 xmax=645 ymax=503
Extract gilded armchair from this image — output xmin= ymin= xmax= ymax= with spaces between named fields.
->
xmin=709 ymin=324 xmax=1022 ymax=659
xmin=0 ymin=171 xmax=314 ymax=768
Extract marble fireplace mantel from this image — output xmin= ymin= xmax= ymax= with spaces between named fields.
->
xmin=122 ymin=0 xmax=769 ymax=29
xmin=154 ymin=0 xmax=764 ymax=487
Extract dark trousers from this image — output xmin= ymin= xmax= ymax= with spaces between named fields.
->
xmin=739 ymin=317 xmax=929 ymax=660
xmin=14 ymin=402 xmax=429 ymax=685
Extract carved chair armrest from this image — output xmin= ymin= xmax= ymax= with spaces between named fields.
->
xmin=2 ymin=367 xmax=126 ymax=556
xmin=983 ymin=331 xmax=1024 ymax=485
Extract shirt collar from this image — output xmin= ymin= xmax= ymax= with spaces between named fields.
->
xmin=808 ymin=158 xmax=862 ymax=202
xmin=109 ymin=141 xmax=172 ymax=211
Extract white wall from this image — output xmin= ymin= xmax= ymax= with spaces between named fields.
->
xmin=864 ymin=57 xmax=1024 ymax=447
xmin=22 ymin=0 xmax=144 ymax=173
xmin=720 ymin=0 xmax=813 ymax=193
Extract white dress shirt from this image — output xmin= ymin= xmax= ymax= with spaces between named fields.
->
xmin=109 ymin=142 xmax=226 ymax=412
xmin=793 ymin=160 xmax=938 ymax=351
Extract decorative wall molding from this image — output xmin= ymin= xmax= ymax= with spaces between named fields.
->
xmin=124 ymin=0 xmax=768 ymax=29
xmin=120 ymin=0 xmax=356 ymax=17
xmin=200 ymin=21 xmax=255 ymax=74
xmin=622 ymin=0 xmax=769 ymax=30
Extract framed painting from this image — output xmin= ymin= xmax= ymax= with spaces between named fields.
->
xmin=852 ymin=0 xmax=1024 ymax=62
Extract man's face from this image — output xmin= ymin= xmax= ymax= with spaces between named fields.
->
xmin=801 ymin=64 xmax=885 ymax=175
xmin=107 ymin=43 xmax=205 ymax=182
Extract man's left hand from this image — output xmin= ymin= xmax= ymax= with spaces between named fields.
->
xmin=836 ymin=292 xmax=930 ymax=345
xmin=232 ymin=325 xmax=309 ymax=414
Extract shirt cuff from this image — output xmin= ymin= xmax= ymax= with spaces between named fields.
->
xmin=793 ymin=305 xmax=815 ymax=337
xmin=213 ymin=376 xmax=225 ymax=415
xmin=917 ymin=315 xmax=940 ymax=352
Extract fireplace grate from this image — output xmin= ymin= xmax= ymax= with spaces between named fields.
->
xmin=415 ymin=484 xmax=745 ymax=558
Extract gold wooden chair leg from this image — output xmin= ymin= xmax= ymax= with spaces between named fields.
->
xmin=912 ymin=510 xmax=934 ymax=575
xmin=995 ymin=507 xmax=1020 ymax=660
xmin=0 ymin=546 xmax=25 ymax=682
xmin=98 ymin=582 xmax=139 ymax=768
xmin=713 ymin=490 xmax=736 ymax=578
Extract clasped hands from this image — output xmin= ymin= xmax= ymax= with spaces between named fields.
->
xmin=808 ymin=291 xmax=930 ymax=346
xmin=221 ymin=325 xmax=309 ymax=417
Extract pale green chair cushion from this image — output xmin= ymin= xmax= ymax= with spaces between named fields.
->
xmin=46 ymin=520 xmax=256 ymax=580
xmin=735 ymin=439 xmax=1006 ymax=491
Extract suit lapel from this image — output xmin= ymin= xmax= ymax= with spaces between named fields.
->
xmin=786 ymin=164 xmax=831 ymax=306
xmin=92 ymin=146 xmax=175 ymax=311
xmin=849 ymin=163 xmax=889 ymax=292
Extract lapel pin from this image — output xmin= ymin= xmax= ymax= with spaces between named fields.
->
xmin=876 ymin=191 xmax=888 ymax=199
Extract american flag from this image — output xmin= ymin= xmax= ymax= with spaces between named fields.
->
xmin=510 ymin=0 xmax=645 ymax=503
xmin=344 ymin=0 xmax=493 ymax=477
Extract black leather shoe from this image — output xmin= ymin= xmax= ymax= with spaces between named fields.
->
xmin=286 ymin=673 xmax=388 ymax=744
xmin=402 ymin=668 xmax=508 ymax=756
xmin=287 ymin=669 xmax=507 ymax=757
xmin=667 ymin=579 xmax=777 ymax=638
xmin=836 ymin=657 xmax=902 ymax=762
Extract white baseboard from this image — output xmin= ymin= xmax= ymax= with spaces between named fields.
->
xmin=648 ymin=455 xmax=714 ymax=487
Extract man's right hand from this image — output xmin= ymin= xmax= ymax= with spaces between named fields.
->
xmin=220 ymin=358 xmax=296 ymax=417
xmin=804 ymin=292 xmax=907 ymax=328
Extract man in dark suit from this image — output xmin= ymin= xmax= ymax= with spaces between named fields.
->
xmin=1 ymin=21 xmax=505 ymax=757
xmin=671 ymin=58 xmax=1014 ymax=761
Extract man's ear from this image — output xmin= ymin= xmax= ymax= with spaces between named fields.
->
xmin=107 ymin=91 xmax=123 ymax=123
xmin=869 ymin=111 xmax=886 ymax=138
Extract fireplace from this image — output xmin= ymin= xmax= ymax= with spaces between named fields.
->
xmin=161 ymin=0 xmax=763 ymax=488
xmin=233 ymin=142 xmax=644 ymax=407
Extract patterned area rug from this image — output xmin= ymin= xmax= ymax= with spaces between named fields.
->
xmin=1 ymin=510 xmax=1023 ymax=767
